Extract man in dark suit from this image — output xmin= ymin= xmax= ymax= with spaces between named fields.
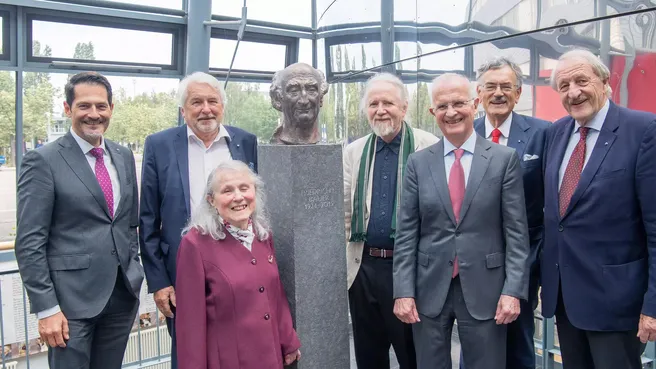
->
xmin=393 ymin=73 xmax=530 ymax=369
xmin=15 ymin=72 xmax=144 ymax=369
xmin=542 ymin=49 xmax=656 ymax=369
xmin=459 ymin=57 xmax=550 ymax=369
xmin=139 ymin=71 xmax=257 ymax=368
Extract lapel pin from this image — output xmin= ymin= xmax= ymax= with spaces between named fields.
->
xmin=604 ymin=142 xmax=608 ymax=146
xmin=237 ymin=144 xmax=241 ymax=147
xmin=268 ymin=255 xmax=274 ymax=263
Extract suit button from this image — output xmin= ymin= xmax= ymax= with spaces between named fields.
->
xmin=448 ymin=260 xmax=454 ymax=266
xmin=251 ymin=259 xmax=257 ymax=265
xmin=355 ymin=258 xmax=360 ymax=264
xmin=259 ymin=286 xmax=265 ymax=293
xmin=558 ymin=225 xmax=564 ymax=232
xmin=111 ymin=250 xmax=117 ymax=255
xmin=555 ymin=263 xmax=559 ymax=269
xmin=264 ymin=313 xmax=270 ymax=320
xmin=455 ymin=231 xmax=461 ymax=237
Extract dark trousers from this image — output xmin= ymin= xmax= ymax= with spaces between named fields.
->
xmin=349 ymin=254 xmax=417 ymax=369
xmin=415 ymin=276 xmax=507 ymax=369
xmin=167 ymin=315 xmax=178 ymax=369
xmin=555 ymin=287 xmax=643 ymax=369
xmin=48 ymin=271 xmax=138 ymax=369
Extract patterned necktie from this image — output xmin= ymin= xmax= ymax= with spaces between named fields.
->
xmin=491 ymin=128 xmax=502 ymax=144
xmin=90 ymin=148 xmax=114 ymax=218
xmin=449 ymin=148 xmax=466 ymax=278
xmin=559 ymin=127 xmax=589 ymax=217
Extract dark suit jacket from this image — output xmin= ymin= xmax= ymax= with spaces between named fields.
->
xmin=541 ymin=101 xmax=656 ymax=331
xmin=15 ymin=132 xmax=144 ymax=319
xmin=175 ymin=229 xmax=300 ymax=369
xmin=139 ymin=124 xmax=258 ymax=293
xmin=475 ymin=113 xmax=550 ymax=267
xmin=393 ymin=135 xmax=530 ymax=320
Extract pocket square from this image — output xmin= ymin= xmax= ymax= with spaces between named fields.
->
xmin=523 ymin=154 xmax=539 ymax=161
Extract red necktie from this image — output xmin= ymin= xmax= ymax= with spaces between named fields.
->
xmin=449 ymin=148 xmax=465 ymax=278
xmin=90 ymin=148 xmax=114 ymax=218
xmin=491 ymin=128 xmax=502 ymax=144
xmin=559 ymin=127 xmax=589 ymax=217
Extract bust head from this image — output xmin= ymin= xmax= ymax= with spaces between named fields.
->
xmin=269 ymin=63 xmax=329 ymax=144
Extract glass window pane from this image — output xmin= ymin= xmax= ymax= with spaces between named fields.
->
xmin=415 ymin=0 xmax=470 ymax=25
xmin=299 ymin=38 xmax=313 ymax=65
xmin=0 ymin=16 xmax=4 ymax=55
xmin=406 ymin=82 xmax=442 ymax=137
xmin=317 ymin=0 xmax=380 ymax=27
xmin=98 ymin=0 xmax=182 ymax=9
xmin=31 ymin=20 xmax=174 ymax=65
xmin=210 ymin=39 xmax=287 ymax=71
xmin=223 ymin=82 xmax=280 ymax=142
xmin=400 ymin=42 xmax=465 ymax=71
xmin=330 ymin=43 xmax=381 ymax=72
xmin=0 ymin=71 xmax=15 ymax=243
xmin=212 ymin=0 xmax=311 ymax=27
xmin=473 ymin=43 xmax=531 ymax=76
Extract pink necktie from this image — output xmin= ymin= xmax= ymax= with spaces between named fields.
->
xmin=449 ymin=148 xmax=465 ymax=278
xmin=559 ymin=127 xmax=589 ymax=218
xmin=491 ymin=128 xmax=502 ymax=144
xmin=90 ymin=148 xmax=114 ymax=218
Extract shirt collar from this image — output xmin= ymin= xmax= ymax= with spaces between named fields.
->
xmin=375 ymin=130 xmax=402 ymax=154
xmin=575 ymin=99 xmax=609 ymax=133
xmin=70 ymin=128 xmax=107 ymax=155
xmin=443 ymin=130 xmax=477 ymax=157
xmin=484 ymin=113 xmax=512 ymax=139
xmin=187 ymin=124 xmax=231 ymax=145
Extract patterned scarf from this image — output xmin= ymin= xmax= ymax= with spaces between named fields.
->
xmin=349 ymin=122 xmax=415 ymax=242
xmin=223 ymin=219 xmax=255 ymax=251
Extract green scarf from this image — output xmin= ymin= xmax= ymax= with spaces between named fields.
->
xmin=349 ymin=122 xmax=415 ymax=242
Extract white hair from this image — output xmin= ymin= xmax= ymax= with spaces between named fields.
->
xmin=550 ymin=49 xmax=612 ymax=96
xmin=430 ymin=73 xmax=476 ymax=107
xmin=176 ymin=72 xmax=227 ymax=108
xmin=360 ymin=73 xmax=408 ymax=115
xmin=476 ymin=56 xmax=524 ymax=89
xmin=182 ymin=160 xmax=270 ymax=241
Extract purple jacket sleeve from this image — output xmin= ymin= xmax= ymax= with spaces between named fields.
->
xmin=271 ymin=238 xmax=301 ymax=356
xmin=175 ymin=234 xmax=209 ymax=369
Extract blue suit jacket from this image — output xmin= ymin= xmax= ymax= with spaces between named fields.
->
xmin=475 ymin=112 xmax=550 ymax=268
xmin=139 ymin=124 xmax=258 ymax=293
xmin=541 ymin=101 xmax=656 ymax=331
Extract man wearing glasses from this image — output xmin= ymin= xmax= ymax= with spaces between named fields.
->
xmin=458 ymin=57 xmax=550 ymax=369
xmin=393 ymin=73 xmax=530 ymax=369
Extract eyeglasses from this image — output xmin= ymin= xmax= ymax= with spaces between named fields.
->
xmin=432 ymin=98 xmax=475 ymax=112
xmin=481 ymin=83 xmax=517 ymax=93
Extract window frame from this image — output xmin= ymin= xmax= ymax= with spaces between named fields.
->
xmin=0 ymin=10 xmax=9 ymax=61
xmin=209 ymin=28 xmax=299 ymax=83
xmin=25 ymin=9 xmax=185 ymax=75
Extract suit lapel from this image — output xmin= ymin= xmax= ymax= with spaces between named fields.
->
xmin=105 ymin=140 xmax=127 ymax=219
xmin=474 ymin=117 xmax=486 ymax=139
xmin=459 ymin=136 xmax=491 ymax=224
xmin=174 ymin=126 xmax=191 ymax=216
xmin=507 ymin=112 xmax=529 ymax=156
xmin=58 ymin=132 xmax=112 ymax=219
xmin=428 ymin=141 xmax=457 ymax=225
xmin=563 ymin=103 xmax=619 ymax=218
xmin=548 ymin=120 xmax=573 ymax=217
xmin=225 ymin=126 xmax=246 ymax=162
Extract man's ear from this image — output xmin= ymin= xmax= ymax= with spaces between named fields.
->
xmin=271 ymin=96 xmax=283 ymax=112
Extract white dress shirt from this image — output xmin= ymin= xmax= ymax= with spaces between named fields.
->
xmin=188 ymin=125 xmax=232 ymax=213
xmin=558 ymin=99 xmax=609 ymax=190
xmin=38 ymin=130 xmax=121 ymax=320
xmin=484 ymin=113 xmax=513 ymax=147
xmin=443 ymin=131 xmax=478 ymax=187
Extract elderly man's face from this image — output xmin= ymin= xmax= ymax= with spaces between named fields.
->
xmin=366 ymin=82 xmax=407 ymax=138
xmin=554 ymin=58 xmax=608 ymax=125
xmin=476 ymin=66 xmax=521 ymax=123
xmin=181 ymin=82 xmax=224 ymax=136
xmin=281 ymin=71 xmax=322 ymax=127
xmin=430 ymin=80 xmax=477 ymax=145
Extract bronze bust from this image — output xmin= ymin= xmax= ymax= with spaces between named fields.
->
xmin=269 ymin=63 xmax=329 ymax=145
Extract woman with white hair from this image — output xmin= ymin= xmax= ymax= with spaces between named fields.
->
xmin=175 ymin=160 xmax=301 ymax=369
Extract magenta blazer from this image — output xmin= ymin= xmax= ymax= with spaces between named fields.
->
xmin=175 ymin=228 xmax=301 ymax=369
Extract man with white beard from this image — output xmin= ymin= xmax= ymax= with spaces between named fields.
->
xmin=343 ymin=73 xmax=439 ymax=369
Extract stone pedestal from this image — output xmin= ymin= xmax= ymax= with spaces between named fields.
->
xmin=258 ymin=144 xmax=350 ymax=369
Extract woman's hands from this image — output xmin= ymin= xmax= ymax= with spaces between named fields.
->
xmin=284 ymin=349 xmax=301 ymax=365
